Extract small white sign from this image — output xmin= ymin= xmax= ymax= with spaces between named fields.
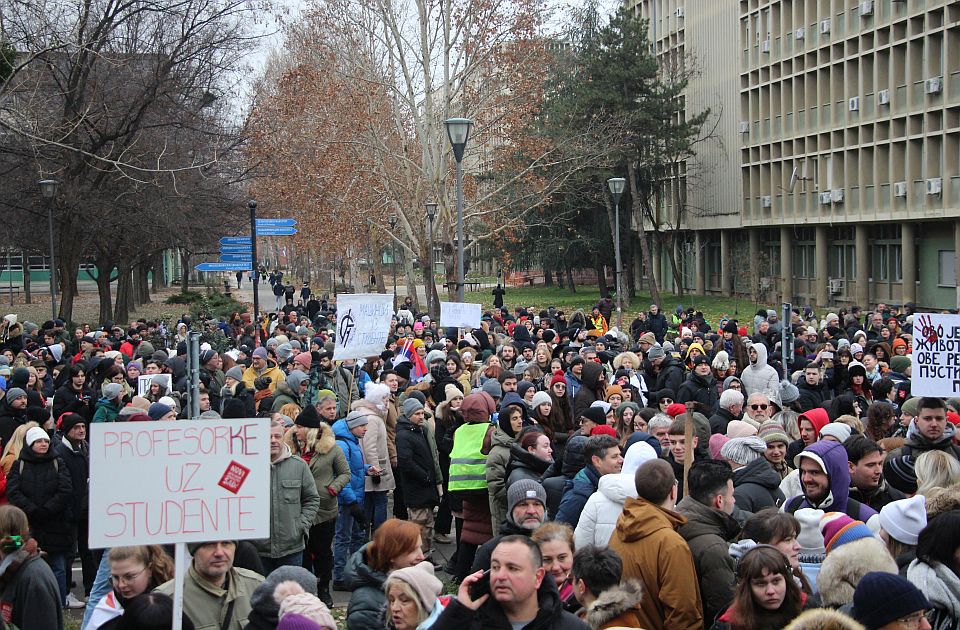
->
xmin=440 ymin=301 xmax=482 ymax=328
xmin=138 ymin=373 xmax=172 ymax=397
xmin=912 ymin=313 xmax=960 ymax=397
xmin=333 ymin=293 xmax=395 ymax=361
xmin=88 ymin=419 xmax=270 ymax=547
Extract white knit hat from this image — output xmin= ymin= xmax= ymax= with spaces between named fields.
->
xmin=819 ymin=422 xmax=852 ymax=443
xmin=531 ymin=390 xmax=552 ymax=409
xmin=25 ymin=427 xmax=49 ymax=447
xmin=720 ymin=436 xmax=767 ymax=466
xmin=795 ymin=508 xmax=826 ymax=554
xmin=879 ymin=495 xmax=927 ymax=545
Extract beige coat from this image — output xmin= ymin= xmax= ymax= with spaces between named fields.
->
xmin=354 ymin=399 xmax=396 ymax=492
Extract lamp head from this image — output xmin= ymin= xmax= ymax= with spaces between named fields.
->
xmin=38 ymin=179 xmax=58 ymax=199
xmin=607 ymin=177 xmax=627 ymax=203
xmin=425 ymin=202 xmax=437 ymax=220
xmin=444 ymin=118 xmax=473 ymax=162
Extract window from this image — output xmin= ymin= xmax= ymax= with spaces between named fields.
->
xmin=939 ymin=250 xmax=957 ymax=287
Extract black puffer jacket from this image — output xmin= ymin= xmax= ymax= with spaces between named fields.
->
xmin=52 ymin=383 xmax=94 ymax=423
xmin=542 ymin=435 xmax=587 ymax=520
xmin=677 ymin=371 xmax=719 ymax=415
xmin=506 ymin=443 xmax=552 ymax=488
xmin=344 ymin=544 xmax=387 ymax=630
xmin=395 ymin=416 xmax=441 ymax=509
xmin=732 ymin=458 xmax=785 ymax=513
xmin=651 ymin=356 xmax=685 ymax=399
xmin=7 ymin=445 xmax=74 ymax=553
xmin=53 ymin=437 xmax=88 ymax=524
xmin=572 ymin=362 xmax=605 ymax=420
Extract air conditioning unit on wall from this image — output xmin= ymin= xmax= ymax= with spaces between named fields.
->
xmin=820 ymin=192 xmax=833 ymax=205
xmin=894 ymin=182 xmax=907 ymax=197
xmin=860 ymin=1 xmax=874 ymax=16
xmin=831 ymin=189 xmax=845 ymax=203
xmin=927 ymin=77 xmax=943 ymax=94
xmin=795 ymin=27 xmax=805 ymax=40
xmin=927 ymin=177 xmax=943 ymax=196
xmin=676 ymin=7 xmax=685 ymax=18
xmin=820 ymin=19 xmax=831 ymax=34
xmin=761 ymin=195 xmax=772 ymax=208
xmin=848 ymin=97 xmax=860 ymax=111
xmin=878 ymin=89 xmax=890 ymax=105
xmin=829 ymin=278 xmax=845 ymax=295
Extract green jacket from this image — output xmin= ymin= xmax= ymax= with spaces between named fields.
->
xmin=484 ymin=427 xmax=514 ymax=536
xmin=308 ymin=422 xmax=352 ymax=523
xmin=91 ymin=399 xmax=120 ymax=423
xmin=157 ymin=565 xmax=263 ymax=630
xmin=252 ymin=446 xmax=321 ymax=558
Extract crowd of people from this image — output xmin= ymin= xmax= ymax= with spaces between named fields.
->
xmin=0 ymin=289 xmax=956 ymax=630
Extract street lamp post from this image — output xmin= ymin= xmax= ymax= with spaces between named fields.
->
xmin=445 ymin=117 xmax=473 ymax=302
xmin=38 ymin=179 xmax=58 ymax=319
xmin=388 ymin=214 xmax=397 ymax=311
xmin=607 ymin=177 xmax=627 ymax=330
xmin=425 ymin=202 xmax=437 ymax=317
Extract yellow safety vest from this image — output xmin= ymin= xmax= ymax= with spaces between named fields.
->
xmin=448 ymin=422 xmax=490 ymax=492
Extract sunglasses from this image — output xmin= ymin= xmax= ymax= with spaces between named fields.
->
xmin=661 ymin=398 xmax=674 ymax=405
xmin=751 ymin=404 xmax=769 ymax=411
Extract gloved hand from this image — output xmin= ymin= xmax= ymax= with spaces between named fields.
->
xmin=327 ymin=486 xmax=338 ymax=497
xmin=348 ymin=503 xmax=366 ymax=527
xmin=253 ymin=376 xmax=272 ymax=391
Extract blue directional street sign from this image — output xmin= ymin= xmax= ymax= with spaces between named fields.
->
xmin=195 ymin=262 xmax=252 ymax=272
xmin=256 ymin=226 xmax=298 ymax=236
xmin=219 ymin=253 xmax=253 ymax=263
xmin=219 ymin=244 xmax=253 ymax=253
xmin=256 ymin=218 xmax=297 ymax=227
xmin=220 ymin=236 xmax=251 ymax=246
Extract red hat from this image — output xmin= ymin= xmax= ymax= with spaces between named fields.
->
xmin=666 ymin=402 xmax=687 ymax=418
xmin=947 ymin=412 xmax=960 ymax=426
xmin=550 ymin=370 xmax=567 ymax=387
xmin=738 ymin=326 xmax=748 ymax=337
xmin=590 ymin=425 xmax=618 ymax=438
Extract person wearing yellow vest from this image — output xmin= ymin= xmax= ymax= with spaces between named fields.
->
xmin=449 ymin=392 xmax=497 ymax=581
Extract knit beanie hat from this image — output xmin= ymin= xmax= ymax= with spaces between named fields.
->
xmin=56 ymin=413 xmax=85 ymax=434
xmin=604 ymin=385 xmax=624 ymax=402
xmin=883 ymin=455 xmax=918 ymax=495
xmin=102 ymin=382 xmax=123 ymax=401
xmin=295 ymin=405 xmax=322 ymax=429
xmin=708 ymin=433 xmax=730 ymax=460
xmin=444 ymin=384 xmax=465 ymax=402
xmin=639 ymin=332 xmax=656 ymax=345
xmin=591 ymin=400 xmax=611 ymax=414
xmin=460 ymin=392 xmax=496 ymax=422
xmin=507 ymin=479 xmax=546 ymax=514
xmin=386 ymin=561 xmax=443 ymax=612
xmin=294 ymin=352 xmax=313 ymax=371
xmin=580 ymin=406 xmax=607 ymax=426
xmin=25 ymin=427 xmax=49 ymax=446
xmin=344 ymin=410 xmax=371 ymax=429
xmin=147 ymin=402 xmax=173 ymax=421
xmin=820 ymin=422 xmax=852 ymax=443
xmin=531 ymin=390 xmax=552 ymax=409
xmin=646 ymin=346 xmax=665 ymax=360
xmin=780 ymin=380 xmax=800 ymax=405
xmin=590 ymin=425 xmax=618 ymax=438
xmin=726 ymin=419 xmax=758 ymax=438
xmin=758 ymin=421 xmax=790 ymax=446
xmin=278 ymin=600 xmax=335 ymax=630
xmin=889 ymin=355 xmax=911 ymax=374
xmin=720 ymin=436 xmax=767 ymax=466
xmin=820 ymin=513 xmax=875 ymax=554
xmin=666 ymin=402 xmax=687 ymax=417
xmin=402 ymin=397 xmax=424 ymax=418
xmin=878 ymin=496 xmax=927 ymax=545
xmin=795 ymin=508 xmax=826 ymax=554
xmin=5 ymin=388 xmax=26 ymax=402
xmin=481 ymin=378 xmax=502 ymax=400
xmin=550 ymin=371 xmax=567 ymax=387
xmin=853 ymin=572 xmax=932 ymax=630
xmin=225 ymin=366 xmax=244 ymax=382
xmin=252 ymin=347 xmax=269 ymax=360
xmin=249 ymin=568 xmax=319 ymax=621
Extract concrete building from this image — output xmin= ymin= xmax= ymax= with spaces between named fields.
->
xmin=625 ymin=0 xmax=960 ymax=309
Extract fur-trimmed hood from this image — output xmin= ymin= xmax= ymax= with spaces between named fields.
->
xmin=817 ymin=537 xmax=897 ymax=607
xmin=925 ymin=483 xmax=960 ymax=519
xmin=315 ymin=421 xmax=336 ymax=456
xmin=584 ymin=579 xmax=644 ymax=629
xmin=783 ymin=608 xmax=866 ymax=630
xmin=350 ymin=397 xmax=386 ymax=419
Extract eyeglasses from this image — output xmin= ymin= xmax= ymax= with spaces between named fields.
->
xmin=897 ymin=610 xmax=930 ymax=629
xmin=111 ymin=567 xmax=147 ymax=585
xmin=750 ymin=404 xmax=769 ymax=411
xmin=661 ymin=398 xmax=674 ymax=405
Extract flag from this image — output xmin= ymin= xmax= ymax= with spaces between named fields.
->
xmin=394 ymin=338 xmax=428 ymax=382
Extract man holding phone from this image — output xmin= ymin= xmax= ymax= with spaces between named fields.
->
xmin=434 ymin=536 xmax=587 ymax=630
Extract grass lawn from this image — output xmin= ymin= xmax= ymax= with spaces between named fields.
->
xmin=463 ymin=285 xmax=792 ymax=329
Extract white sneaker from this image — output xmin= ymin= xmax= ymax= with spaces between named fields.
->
xmin=65 ymin=593 xmax=86 ymax=609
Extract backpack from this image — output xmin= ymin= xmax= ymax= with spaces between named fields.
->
xmin=783 ymin=494 xmax=866 ymax=520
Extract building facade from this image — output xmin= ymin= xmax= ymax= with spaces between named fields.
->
xmin=625 ymin=0 xmax=960 ymax=309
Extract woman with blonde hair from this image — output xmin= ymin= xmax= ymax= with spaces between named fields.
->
xmin=0 ymin=421 xmax=38 ymax=474
xmin=384 ymin=562 xmax=446 ymax=630
xmin=532 ymin=521 xmax=576 ymax=606
xmin=915 ymin=449 xmax=960 ymax=497
xmin=87 ymin=545 xmax=175 ymax=629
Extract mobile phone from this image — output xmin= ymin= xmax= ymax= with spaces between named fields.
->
xmin=469 ymin=569 xmax=491 ymax=600
xmin=821 ymin=351 xmax=834 ymax=360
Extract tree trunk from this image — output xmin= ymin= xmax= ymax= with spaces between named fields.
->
xmin=94 ymin=257 xmax=115 ymax=324
xmin=115 ymin=266 xmax=133 ymax=324
xmin=420 ymin=260 xmax=439 ymax=318
xmin=627 ymin=161 xmax=661 ymax=307
xmin=180 ymin=250 xmax=192 ymax=293
xmin=442 ymin=241 xmax=456 ymax=300
xmin=566 ymin=265 xmax=576 ymax=293
xmin=556 ymin=264 xmax=565 ymax=289
xmin=402 ymin=251 xmax=419 ymax=313
xmin=544 ymin=269 xmax=554 ymax=287
xmin=57 ymin=252 xmax=80 ymax=324
xmin=624 ymin=235 xmax=635 ymax=303
xmin=151 ymin=253 xmax=163 ymax=292
xmin=665 ymin=234 xmax=685 ymax=297
xmin=595 ymin=261 xmax=609 ymax=298
xmin=135 ymin=262 xmax=150 ymax=305
xmin=21 ymin=251 xmax=31 ymax=304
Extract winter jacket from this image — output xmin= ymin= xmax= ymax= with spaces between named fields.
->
xmin=395 ymin=415 xmax=442 ymax=509
xmin=52 ymin=383 xmax=95 ymax=423
xmin=0 ymin=399 xmax=26 ymax=450
xmin=251 ymin=445 xmax=320 ymax=558
xmin=506 ymin=444 xmax=552 ymax=488
xmin=783 ymin=440 xmax=877 ymax=521
xmin=572 ymin=362 xmax=606 ymax=420
xmin=676 ymin=371 xmax=719 ymax=415
xmin=91 ymin=396 xmax=121 ymax=424
xmin=241 ymin=360 xmax=285 ymax=395
xmin=0 ymin=546 xmax=62 ymax=630
xmin=739 ymin=343 xmax=780 ymax=398
xmin=306 ymin=422 xmax=351 ymax=523
xmin=344 ymin=544 xmax=388 ymax=630
xmin=583 ymin=579 xmax=645 ymax=630
xmin=219 ymin=382 xmax=257 ymax=418
xmin=848 ymin=479 xmax=906 ymax=513
xmin=6 ymin=446 xmax=74 ymax=553
xmin=651 ymin=356 xmax=685 ymax=402
xmin=648 ymin=312 xmax=669 ymax=343
xmin=797 ymin=379 xmax=831 ymax=412
xmin=574 ymin=472 xmax=636 ymax=549
xmin=485 ymin=426 xmax=514 ymax=535
xmin=157 ymin=565 xmax=263 ymax=630
xmin=731 ymin=457 xmax=785 ymax=512
xmin=608 ymin=497 xmax=703 ymax=630
xmin=306 ymin=364 xmax=355 ymax=418
xmin=556 ymin=464 xmax=602 ymax=529
xmin=818 ymin=537 xmax=897 ymax=608
xmin=708 ymin=407 xmax=738 ymax=436
xmin=354 ymin=400 xmax=396 ymax=492
xmin=907 ymin=559 xmax=960 ymax=630
xmin=565 ymin=370 xmax=583 ymax=400
xmin=269 ymin=377 xmax=303 ymax=413
xmin=543 ymin=435 xmax=587 ymax=519
xmin=888 ymin=420 xmax=960 ymax=461
xmin=53 ymin=437 xmax=88 ymax=525
xmin=431 ymin=576 xmax=587 ymax=630
xmin=675 ymin=496 xmax=740 ymax=625
xmin=333 ymin=419 xmax=368 ymax=507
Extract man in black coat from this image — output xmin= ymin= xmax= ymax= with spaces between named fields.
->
xmin=709 ymin=390 xmax=744 ymax=435
xmin=53 ymin=413 xmax=94 ymax=598
xmin=647 ymin=305 xmax=669 ymax=343
xmin=796 ymin=363 xmax=831 ymax=412
xmin=647 ymin=347 xmax=684 ymax=403
xmin=395 ymin=398 xmax=442 ymax=558
xmin=676 ymin=356 xmax=719 ymax=416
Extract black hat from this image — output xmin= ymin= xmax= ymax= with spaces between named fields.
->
xmin=691 ymin=355 xmax=710 ymax=367
xmin=295 ymin=405 xmax=322 ymax=429
xmin=580 ymin=407 xmax=607 ymax=426
xmin=57 ymin=413 xmax=85 ymax=434
xmin=723 ymin=320 xmax=738 ymax=334
xmin=200 ymin=349 xmax=217 ymax=365
xmin=394 ymin=362 xmax=412 ymax=380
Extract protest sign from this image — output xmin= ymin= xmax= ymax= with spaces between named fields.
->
xmin=332 ymin=293 xmax=394 ymax=361
xmin=440 ymin=301 xmax=482 ymax=328
xmin=911 ymin=313 xmax=960 ymax=396
xmin=88 ymin=419 xmax=270 ymax=547
xmin=138 ymin=373 xmax=172 ymax=397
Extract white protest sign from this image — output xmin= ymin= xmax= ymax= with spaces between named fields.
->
xmin=88 ymin=419 xmax=270 ymax=547
xmin=138 ymin=373 xmax=172 ymax=397
xmin=333 ymin=293 xmax=394 ymax=361
xmin=440 ymin=301 xmax=482 ymax=328
xmin=912 ymin=313 xmax=960 ymax=397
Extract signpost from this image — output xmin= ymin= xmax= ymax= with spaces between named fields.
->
xmin=220 ymin=236 xmax=251 ymax=246
xmin=219 ymin=244 xmax=253 ymax=253
xmin=256 ymin=226 xmax=298 ymax=236
xmin=89 ymin=420 xmax=270 ymax=630
xmin=255 ymin=218 xmax=297 ymax=228
xmin=219 ymin=253 xmax=253 ymax=263
xmin=440 ymin=301 xmax=482 ymax=328
xmin=195 ymin=262 xmax=252 ymax=272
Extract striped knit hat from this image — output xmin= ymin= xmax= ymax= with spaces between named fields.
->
xmin=820 ymin=513 xmax=875 ymax=554
xmin=758 ymin=421 xmax=790 ymax=446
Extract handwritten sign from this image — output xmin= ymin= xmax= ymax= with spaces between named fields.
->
xmin=912 ymin=313 xmax=960 ymax=396
xmin=88 ymin=419 xmax=270 ymax=547
xmin=138 ymin=373 xmax=172 ymax=397
xmin=333 ymin=293 xmax=394 ymax=361
xmin=440 ymin=301 xmax=482 ymax=328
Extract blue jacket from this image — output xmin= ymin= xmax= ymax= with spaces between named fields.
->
xmin=555 ymin=464 xmax=601 ymax=529
xmin=333 ymin=419 xmax=368 ymax=507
